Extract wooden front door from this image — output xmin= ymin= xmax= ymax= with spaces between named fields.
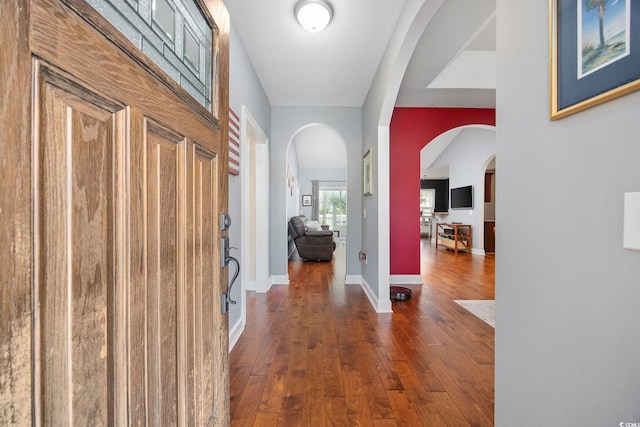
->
xmin=0 ymin=0 xmax=230 ymax=425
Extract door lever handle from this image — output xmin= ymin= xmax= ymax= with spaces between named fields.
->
xmin=221 ymin=255 xmax=239 ymax=314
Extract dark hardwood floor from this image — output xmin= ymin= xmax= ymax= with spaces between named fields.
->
xmin=229 ymin=239 xmax=495 ymax=426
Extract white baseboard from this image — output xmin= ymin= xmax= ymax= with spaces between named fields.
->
xmin=376 ymin=288 xmax=393 ymax=313
xmin=228 ymin=317 xmax=245 ymax=352
xmin=472 ymin=248 xmax=486 ymax=256
xmin=270 ymin=275 xmax=289 ymax=285
xmin=246 ymin=280 xmax=256 ymax=292
xmin=255 ymin=277 xmax=273 ymax=293
xmin=389 ymin=274 xmax=423 ymax=285
xmin=345 ymin=274 xmax=361 ymax=285
xmin=360 ymin=277 xmax=377 ymax=309
xmin=360 ymin=277 xmax=393 ymax=314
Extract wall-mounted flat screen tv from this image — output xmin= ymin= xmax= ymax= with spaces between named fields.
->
xmin=450 ymin=185 xmax=473 ymax=209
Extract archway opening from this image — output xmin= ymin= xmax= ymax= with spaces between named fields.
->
xmin=285 ymin=124 xmax=347 ymax=271
xmin=419 ymin=125 xmax=496 ymax=262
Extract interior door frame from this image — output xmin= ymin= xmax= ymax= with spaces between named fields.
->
xmin=240 ymin=105 xmax=270 ymax=299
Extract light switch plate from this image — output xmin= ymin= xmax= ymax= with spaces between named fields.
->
xmin=623 ymin=192 xmax=640 ymax=250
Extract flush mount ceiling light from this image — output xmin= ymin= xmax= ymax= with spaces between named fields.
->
xmin=295 ymin=0 xmax=333 ymax=32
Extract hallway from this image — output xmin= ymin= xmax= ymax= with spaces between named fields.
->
xmin=229 ymin=241 xmax=495 ymax=426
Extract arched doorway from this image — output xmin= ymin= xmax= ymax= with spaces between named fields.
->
xmin=285 ymin=124 xmax=347 ymax=272
xmin=419 ymin=126 xmax=496 ymax=256
xmin=389 ymin=108 xmax=496 ymax=281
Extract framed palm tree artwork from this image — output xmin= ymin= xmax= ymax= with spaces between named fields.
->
xmin=551 ymin=0 xmax=640 ymax=119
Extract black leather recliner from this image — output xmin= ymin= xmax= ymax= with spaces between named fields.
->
xmin=288 ymin=215 xmax=336 ymax=261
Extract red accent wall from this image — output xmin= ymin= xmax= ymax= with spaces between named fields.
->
xmin=390 ymin=107 xmax=495 ymax=275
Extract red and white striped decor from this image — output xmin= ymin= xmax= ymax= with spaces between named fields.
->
xmin=228 ymin=108 xmax=240 ymax=175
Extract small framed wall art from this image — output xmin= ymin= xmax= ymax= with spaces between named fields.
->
xmin=363 ymin=147 xmax=373 ymax=196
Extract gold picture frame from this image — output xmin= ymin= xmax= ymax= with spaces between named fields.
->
xmin=363 ymin=147 xmax=373 ymax=196
xmin=550 ymin=0 xmax=640 ymax=120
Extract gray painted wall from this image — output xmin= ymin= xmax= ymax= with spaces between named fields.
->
xmin=270 ymin=107 xmax=363 ymax=280
xmin=496 ymin=0 xmax=640 ymax=424
xmin=228 ymin=20 xmax=271 ymax=338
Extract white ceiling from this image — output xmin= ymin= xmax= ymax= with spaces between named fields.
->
xmin=224 ymin=0 xmax=406 ymax=107
xmin=224 ymin=0 xmax=496 ymax=168
xmin=395 ymin=1 xmax=496 ymax=107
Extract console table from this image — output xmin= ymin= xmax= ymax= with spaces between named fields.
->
xmin=436 ymin=223 xmax=472 ymax=254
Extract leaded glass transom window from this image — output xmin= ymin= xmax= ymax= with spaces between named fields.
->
xmin=88 ymin=0 xmax=214 ymax=112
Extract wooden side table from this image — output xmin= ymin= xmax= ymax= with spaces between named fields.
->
xmin=435 ymin=223 xmax=472 ymax=254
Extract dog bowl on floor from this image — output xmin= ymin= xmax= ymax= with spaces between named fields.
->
xmin=390 ymin=286 xmax=412 ymax=301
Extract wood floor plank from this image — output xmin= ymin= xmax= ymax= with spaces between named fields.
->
xmin=229 ymin=366 xmax=252 ymax=419
xmin=381 ymin=335 xmax=409 ymax=363
xmin=275 ymin=317 xmax=294 ymax=356
xmin=352 ymin=340 xmax=394 ymax=419
xmin=407 ymin=352 xmax=447 ymax=393
xmin=232 ymin=310 xmax=271 ymax=368
xmin=303 ymin=343 xmax=326 ymax=426
xmin=230 ymin=241 xmax=495 ymax=426
xmin=230 ymin=375 xmax=267 ymax=427
xmin=258 ymin=352 xmax=288 ymax=413
xmin=278 ymin=337 xmax=308 ymax=426
xmin=371 ymin=344 xmax=404 ymax=391
xmin=253 ymin=412 xmax=279 ymax=427
xmin=430 ymin=391 xmax=472 ymax=427
xmin=249 ymin=343 xmax=277 ymax=378
xmin=393 ymin=360 xmax=446 ymax=426
xmin=336 ymin=328 xmax=357 ymax=371
xmin=325 ymin=396 xmax=349 ymax=426
xmin=386 ymin=390 xmax=426 ymax=427
xmin=373 ymin=419 xmax=399 ymax=427
xmin=323 ymin=322 xmax=345 ymax=397
xmin=342 ymin=369 xmax=374 ymax=427
xmin=418 ymin=349 xmax=494 ymax=425
xmin=430 ymin=345 xmax=494 ymax=416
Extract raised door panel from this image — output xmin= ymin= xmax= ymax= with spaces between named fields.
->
xmin=191 ymin=146 xmax=221 ymax=425
xmin=128 ymin=117 xmax=224 ymax=426
xmin=33 ymin=67 xmax=126 ymax=426
xmin=129 ymin=116 xmax=186 ymax=425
